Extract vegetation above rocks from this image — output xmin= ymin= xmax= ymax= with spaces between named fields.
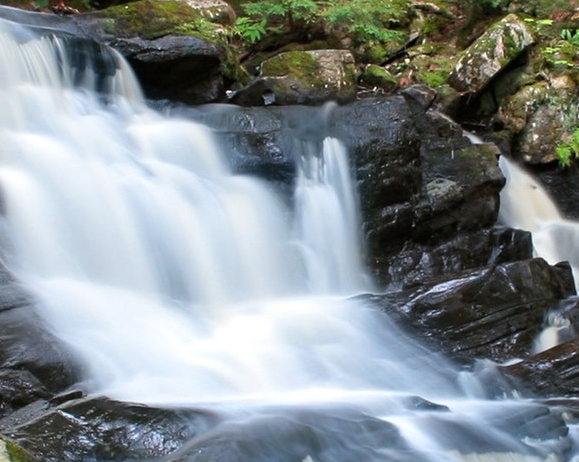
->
xmin=3 ymin=0 xmax=579 ymax=166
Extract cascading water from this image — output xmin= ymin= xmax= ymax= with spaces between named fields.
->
xmin=499 ymin=157 xmax=579 ymax=353
xmin=0 ymin=15 xmax=575 ymax=462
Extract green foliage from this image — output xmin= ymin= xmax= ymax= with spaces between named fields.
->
xmin=523 ymin=17 xmax=554 ymax=27
xmin=233 ymin=0 xmax=411 ymax=55
xmin=462 ymin=0 xmax=510 ymax=13
xmin=561 ymin=28 xmax=579 ymax=47
xmin=556 ymin=128 xmax=579 ymax=167
xmin=242 ymin=0 xmax=321 ymax=36
xmin=324 ymin=0 xmax=409 ymax=45
xmin=541 ymin=45 xmax=574 ymax=68
xmin=233 ymin=17 xmax=267 ymax=43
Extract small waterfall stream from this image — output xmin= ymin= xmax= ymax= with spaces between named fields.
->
xmin=0 ymin=15 xmax=576 ymax=462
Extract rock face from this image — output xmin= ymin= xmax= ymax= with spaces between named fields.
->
xmin=111 ymin=34 xmax=226 ymax=104
xmin=0 ymin=397 xmax=218 ymax=462
xmin=448 ymin=14 xmax=535 ymax=94
xmin=0 ymin=1 xmax=241 ymax=105
xmin=72 ymin=0 xmax=240 ymax=104
xmin=335 ymin=94 xmax=507 ymax=286
xmin=183 ymin=92 xmax=520 ymax=290
xmin=498 ymin=75 xmax=579 ymax=164
xmin=0 ymin=262 xmax=80 ymax=413
xmin=231 ymin=50 xmax=358 ymax=106
xmin=364 ymin=258 xmax=576 ymax=365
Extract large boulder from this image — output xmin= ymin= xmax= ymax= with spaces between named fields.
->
xmin=74 ymin=0 xmax=241 ymax=104
xmin=497 ymin=75 xmax=579 ymax=164
xmin=180 ymin=93 xmax=511 ymax=287
xmin=363 ymin=258 xmax=576 ymax=365
xmin=448 ymin=14 xmax=535 ymax=94
xmin=336 ymin=92 xmax=506 ymax=286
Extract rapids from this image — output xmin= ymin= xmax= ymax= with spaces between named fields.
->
xmin=0 ymin=14 xmax=576 ymax=462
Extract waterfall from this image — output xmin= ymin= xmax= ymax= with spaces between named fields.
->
xmin=498 ymin=156 xmax=579 ymax=283
xmin=0 ymin=16 xmax=573 ymax=461
xmin=499 ymin=156 xmax=579 ymax=353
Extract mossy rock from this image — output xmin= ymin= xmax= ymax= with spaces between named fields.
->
xmin=0 ymin=436 xmax=37 ymax=462
xmin=87 ymin=0 xmax=227 ymax=42
xmin=234 ymin=49 xmax=357 ymax=105
xmin=261 ymin=49 xmax=357 ymax=104
xmin=499 ymin=75 xmax=579 ymax=163
xmin=449 ymin=13 xmax=535 ymax=93
xmin=413 ymin=54 xmax=455 ymax=88
xmin=360 ymin=65 xmax=397 ymax=92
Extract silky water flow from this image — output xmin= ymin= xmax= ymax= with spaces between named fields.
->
xmin=0 ymin=16 xmax=576 ymax=461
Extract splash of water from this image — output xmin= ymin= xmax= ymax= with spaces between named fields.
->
xmin=0 ymin=16 xmax=571 ymax=461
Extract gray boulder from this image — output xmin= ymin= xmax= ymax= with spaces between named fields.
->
xmin=449 ymin=14 xmax=535 ymax=94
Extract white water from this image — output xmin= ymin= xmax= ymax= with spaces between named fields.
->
xmin=0 ymin=16 xmax=571 ymax=461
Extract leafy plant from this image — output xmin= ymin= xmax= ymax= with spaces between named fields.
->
xmin=556 ymin=128 xmax=579 ymax=167
xmin=523 ymin=17 xmax=554 ymax=27
xmin=233 ymin=17 xmax=267 ymax=43
xmin=324 ymin=0 xmax=410 ymax=45
xmin=561 ymin=28 xmax=579 ymax=47
xmin=241 ymin=0 xmax=322 ymax=38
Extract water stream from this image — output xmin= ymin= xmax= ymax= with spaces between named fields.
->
xmin=0 ymin=16 xmax=575 ymax=462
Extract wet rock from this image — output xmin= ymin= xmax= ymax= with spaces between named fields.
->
xmin=448 ymin=14 xmax=535 ymax=94
xmin=364 ymin=258 xmax=576 ymax=364
xmin=0 ymin=397 xmax=218 ymax=462
xmin=414 ymin=114 xmax=505 ymax=242
xmin=349 ymin=104 xmax=506 ymax=286
xmin=0 ymin=262 xmax=80 ymax=395
xmin=385 ymin=227 xmax=533 ymax=287
xmin=504 ymin=338 xmax=579 ymax=397
xmin=231 ymin=50 xmax=357 ymax=106
xmin=111 ymin=34 xmax=226 ymax=104
xmin=334 ymin=97 xmax=421 ymax=271
xmin=74 ymin=0 xmax=244 ymax=104
xmin=0 ymin=370 xmax=50 ymax=419
xmin=160 ymin=407 xmax=407 ymax=462
xmin=532 ymin=162 xmax=579 ymax=220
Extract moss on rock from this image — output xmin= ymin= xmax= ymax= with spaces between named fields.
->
xmin=0 ymin=436 xmax=37 ymax=462
xmin=449 ymin=13 xmax=535 ymax=93
xmin=360 ymin=64 xmax=397 ymax=91
xmin=90 ymin=0 xmax=226 ymax=41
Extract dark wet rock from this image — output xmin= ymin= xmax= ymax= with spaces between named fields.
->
xmin=112 ymin=34 xmax=226 ymax=104
xmin=363 ymin=258 xmax=576 ymax=365
xmin=343 ymin=100 xmax=506 ymax=286
xmin=159 ymin=407 xmax=407 ymax=462
xmin=0 ymin=262 xmax=80 ymax=395
xmin=0 ymin=370 xmax=50 ymax=419
xmin=385 ymin=227 xmax=533 ymax=287
xmin=530 ymin=162 xmax=579 ymax=220
xmin=503 ymin=338 xmax=579 ymax=397
xmin=0 ymin=397 xmax=218 ymax=462
xmin=179 ymin=96 xmax=512 ymax=287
